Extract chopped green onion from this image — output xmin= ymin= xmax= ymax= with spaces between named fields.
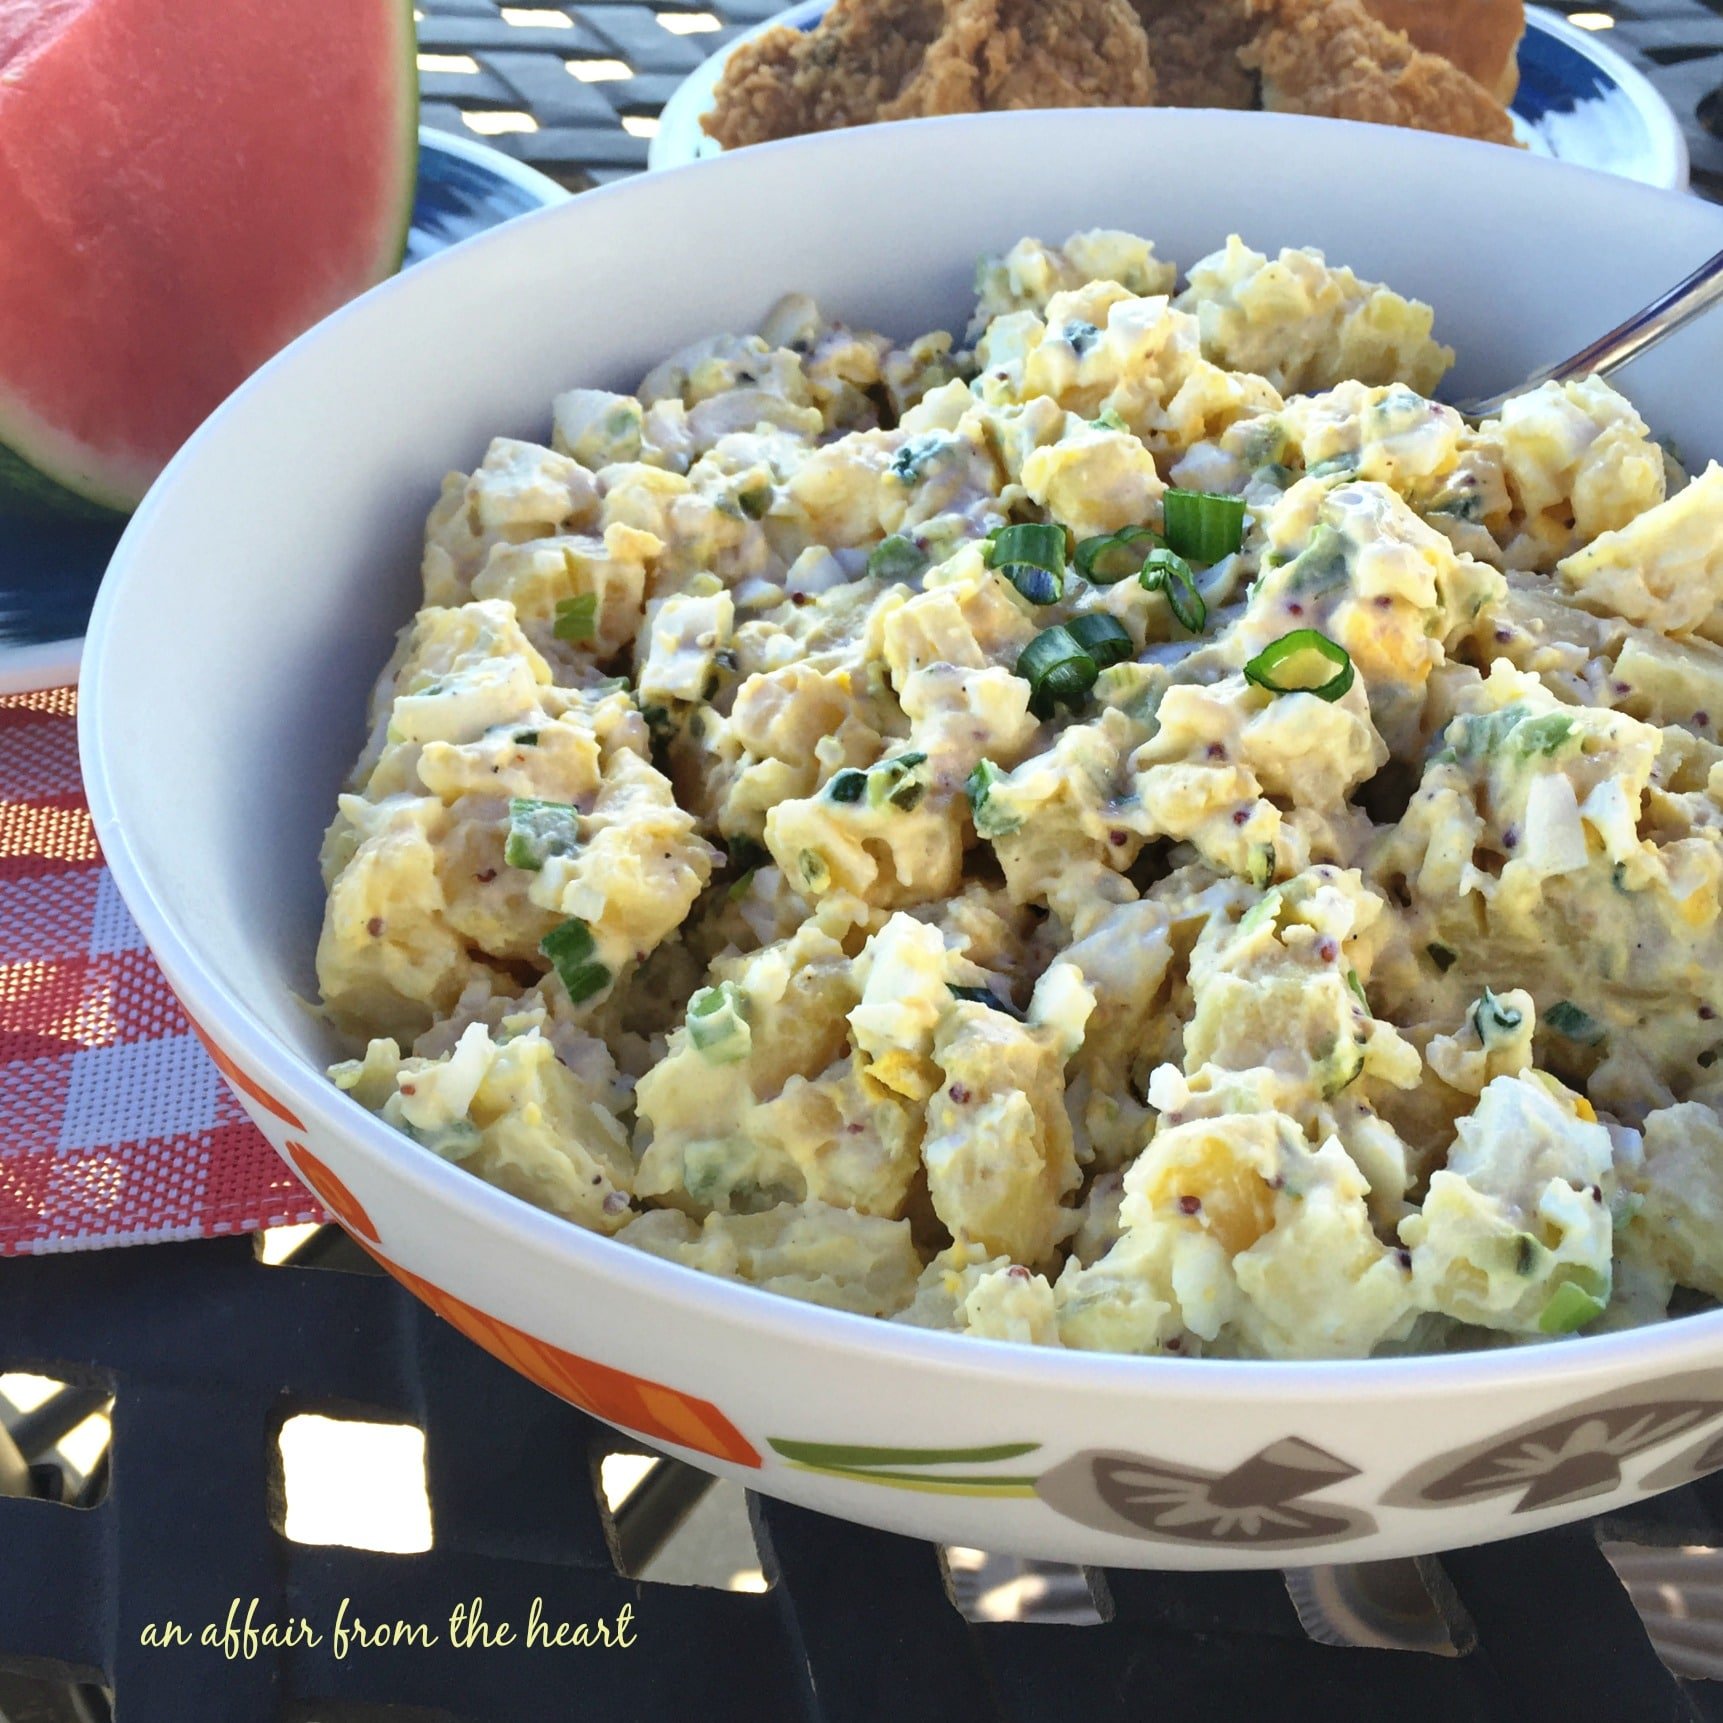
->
xmin=1017 ymin=625 xmax=1097 ymax=719
xmin=688 ymin=981 xmax=739 ymax=1017
xmin=553 ymin=593 xmax=600 ymax=642
xmin=1236 ymin=420 xmax=1289 ymax=468
xmin=726 ymin=868 xmax=757 ymax=902
xmin=513 ymin=729 xmax=540 ymax=747
xmin=991 ymin=523 xmax=1066 ymax=566
xmin=505 ymin=797 xmax=581 ymax=872
xmin=1472 ymin=987 xmax=1524 ymax=1046
xmin=948 ymin=982 xmax=1025 ymax=1020
xmin=1140 ymin=548 xmax=1191 ymax=586
xmin=540 ymin=918 xmax=611 ymax=1005
xmin=737 ymin=484 xmax=773 ymax=519
xmin=1345 ymin=968 xmax=1368 ymax=1009
xmin=1279 ymin=524 xmax=1350 ymax=598
xmin=1239 ymin=887 xmax=1283 ymax=937
xmin=1162 ymin=489 xmax=1246 ymax=564
xmin=1539 ymin=1280 xmax=1609 ymax=1335
xmin=726 ymin=834 xmax=768 ymax=873
xmin=986 ymin=522 xmax=1067 ymax=606
xmin=1243 ymin=629 xmax=1354 ymax=702
xmin=1065 ymin=613 xmax=1133 ymax=670
xmin=891 ymin=433 xmax=951 ymax=484
xmin=868 ymin=752 xmax=927 ymax=811
xmin=1061 ymin=320 xmax=1099 ymax=356
xmin=1166 ymin=578 xmax=1206 ymax=635
xmin=1512 ymin=713 xmax=1576 ymax=758
xmin=402 ymin=1117 xmax=483 ymax=1160
xmin=1306 ymin=453 xmax=1357 ymax=480
xmin=1090 ymin=407 xmax=1129 ymax=434
xmin=1318 ymin=1040 xmax=1367 ymax=1099
xmin=1427 ymin=943 xmax=1457 ymax=973
xmin=1428 ymin=487 xmax=1486 ymax=523
xmin=687 ymin=980 xmax=749 ymax=1061
xmin=965 ymin=759 xmax=1021 ymax=837
xmin=1139 ymin=548 xmax=1206 ymax=634
xmin=1546 ymin=1000 xmax=1606 ymax=1045
xmin=829 ymin=754 xmax=928 ymax=811
xmin=1074 ymin=526 xmax=1160 ymax=585
xmin=868 ymin=534 xmax=927 ymax=582
xmin=1006 ymin=565 xmax=1060 ymax=605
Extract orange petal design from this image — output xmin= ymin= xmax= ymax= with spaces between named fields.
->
xmin=185 ymin=1015 xmax=305 ymax=1130
xmin=378 ymin=1255 xmax=762 ymax=1469
xmin=284 ymin=1140 xmax=380 ymax=1245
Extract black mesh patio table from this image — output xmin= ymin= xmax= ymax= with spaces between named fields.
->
xmin=9 ymin=4 xmax=1723 ymax=1718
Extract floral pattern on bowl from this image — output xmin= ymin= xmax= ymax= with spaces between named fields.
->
xmin=1038 ymin=1438 xmax=1377 ymax=1550
xmin=1382 ymin=1372 xmax=1723 ymax=1513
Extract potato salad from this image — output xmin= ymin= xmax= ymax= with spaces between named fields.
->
xmin=318 ymin=229 xmax=1723 ymax=1359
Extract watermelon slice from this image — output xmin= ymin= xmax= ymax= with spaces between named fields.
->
xmin=0 ymin=0 xmax=418 ymax=518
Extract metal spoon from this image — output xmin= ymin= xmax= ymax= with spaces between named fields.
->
xmin=1449 ymin=245 xmax=1723 ymax=419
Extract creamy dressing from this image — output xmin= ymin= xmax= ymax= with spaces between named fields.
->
xmin=319 ymin=228 xmax=1723 ymax=1359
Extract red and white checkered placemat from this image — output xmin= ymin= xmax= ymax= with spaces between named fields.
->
xmin=0 ymin=686 xmax=324 ymax=1255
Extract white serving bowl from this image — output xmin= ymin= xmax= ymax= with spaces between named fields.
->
xmin=82 ymin=110 xmax=1723 ymax=1568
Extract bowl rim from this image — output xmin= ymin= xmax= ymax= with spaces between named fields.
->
xmin=81 ymin=107 xmax=1723 ymax=1403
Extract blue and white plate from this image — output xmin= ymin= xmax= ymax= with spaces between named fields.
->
xmin=651 ymin=3 xmax=1690 ymax=193
xmin=0 ymin=129 xmax=567 ymax=696
xmin=1514 ymin=7 xmax=1687 ymax=187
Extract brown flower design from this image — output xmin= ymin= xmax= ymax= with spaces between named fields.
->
xmin=1638 ymin=1426 xmax=1723 ymax=1495
xmin=1382 ymin=1370 xmax=1723 ymax=1514
xmin=1037 ymin=1436 xmax=1376 ymax=1549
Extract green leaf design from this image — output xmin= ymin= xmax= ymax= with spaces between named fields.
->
xmin=794 ymin=1470 xmax=1038 ymax=1496
xmin=768 ymin=1438 xmax=1039 ymax=1468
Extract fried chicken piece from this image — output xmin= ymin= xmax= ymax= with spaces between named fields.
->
xmin=703 ymin=0 xmax=1154 ymax=151
xmin=1359 ymin=0 xmax=1525 ymax=103
xmin=1126 ymin=0 xmax=1259 ymax=110
xmin=704 ymin=0 xmax=953 ymax=146
xmin=1243 ymin=0 xmax=1519 ymax=146
xmin=960 ymin=0 xmax=1158 ymax=112
xmin=1127 ymin=0 xmax=1522 ymax=120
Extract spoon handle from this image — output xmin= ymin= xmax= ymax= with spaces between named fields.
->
xmin=1454 ymin=245 xmax=1723 ymax=418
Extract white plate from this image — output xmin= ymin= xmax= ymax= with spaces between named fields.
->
xmin=0 ymin=129 xmax=566 ymax=698
xmin=651 ymin=2 xmax=1690 ymax=193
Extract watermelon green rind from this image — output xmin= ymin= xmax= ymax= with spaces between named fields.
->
xmin=384 ymin=0 xmax=420 ymax=273
xmin=394 ymin=2 xmax=423 ymax=274
xmin=0 ymin=0 xmax=421 ymax=521
xmin=364 ymin=0 xmax=420 ymax=282
xmin=0 ymin=421 xmax=132 ymax=522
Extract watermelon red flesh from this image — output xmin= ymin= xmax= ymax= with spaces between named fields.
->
xmin=0 ymin=0 xmax=417 ymax=514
